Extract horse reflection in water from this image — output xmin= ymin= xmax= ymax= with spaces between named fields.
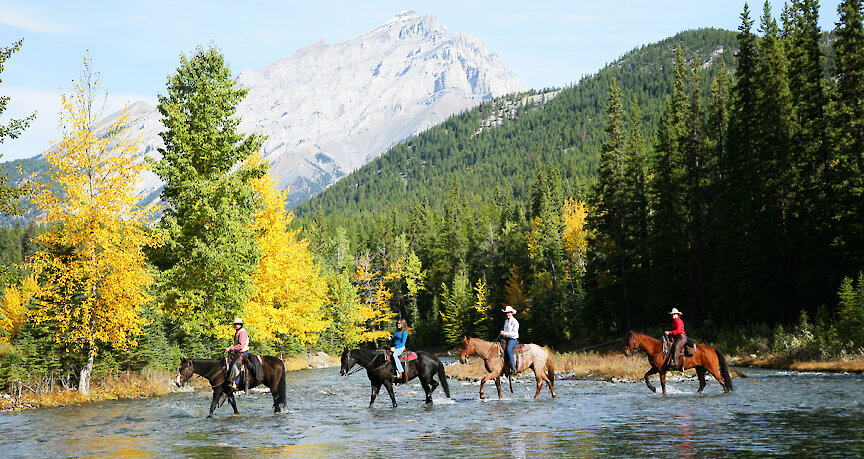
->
xmin=176 ymin=357 xmax=287 ymax=417
xmin=340 ymin=348 xmax=450 ymax=407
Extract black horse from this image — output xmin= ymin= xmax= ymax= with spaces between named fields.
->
xmin=176 ymin=356 xmax=287 ymax=417
xmin=340 ymin=348 xmax=450 ymax=407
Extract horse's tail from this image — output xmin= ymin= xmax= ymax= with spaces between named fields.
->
xmin=545 ymin=351 xmax=556 ymax=387
xmin=437 ymin=359 xmax=451 ymax=398
xmin=715 ymin=349 xmax=733 ymax=392
xmin=278 ymin=364 xmax=288 ymax=407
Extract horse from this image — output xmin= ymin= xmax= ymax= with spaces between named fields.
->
xmin=624 ymin=331 xmax=734 ymax=394
xmin=339 ymin=348 xmax=450 ymax=407
xmin=176 ymin=356 xmax=287 ymax=417
xmin=458 ymin=337 xmax=556 ymax=399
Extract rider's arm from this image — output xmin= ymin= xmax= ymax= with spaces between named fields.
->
xmin=670 ymin=318 xmax=685 ymax=335
xmin=227 ymin=329 xmax=249 ymax=351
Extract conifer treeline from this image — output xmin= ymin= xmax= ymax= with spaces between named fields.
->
xmin=591 ymin=0 xmax=864 ymax=334
xmin=299 ymin=2 xmax=864 ymax=345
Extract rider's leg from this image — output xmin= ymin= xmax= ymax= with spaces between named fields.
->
xmin=672 ymin=336 xmax=685 ymax=367
xmin=392 ymin=347 xmax=405 ymax=376
xmin=505 ymin=338 xmax=517 ymax=372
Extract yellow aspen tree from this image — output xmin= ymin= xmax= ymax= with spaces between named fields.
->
xmin=354 ymin=254 xmax=395 ymax=342
xmin=28 ymin=59 xmax=162 ymax=395
xmin=504 ymin=265 xmax=532 ymax=317
xmin=236 ymin=155 xmax=329 ymax=344
xmin=0 ymin=275 xmax=38 ymax=343
xmin=562 ymin=198 xmax=590 ymax=278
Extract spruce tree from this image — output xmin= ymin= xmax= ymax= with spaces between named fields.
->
xmin=831 ymin=0 xmax=864 ymax=278
xmin=151 ymin=46 xmax=266 ymax=336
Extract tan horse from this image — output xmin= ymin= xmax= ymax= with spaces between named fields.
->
xmin=459 ymin=336 xmax=556 ymax=399
xmin=624 ymin=331 xmax=734 ymax=394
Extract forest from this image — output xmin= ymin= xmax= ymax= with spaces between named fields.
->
xmin=1 ymin=1 xmax=864 ymax=395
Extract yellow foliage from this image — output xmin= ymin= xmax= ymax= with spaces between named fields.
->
xmin=562 ymin=198 xmax=590 ymax=275
xmin=234 ymin=157 xmax=330 ymax=344
xmin=0 ymin=276 xmax=38 ymax=343
xmin=354 ymin=255 xmax=396 ymax=343
xmin=504 ymin=265 xmax=531 ymax=318
xmin=28 ymin=65 xmax=162 ymax=356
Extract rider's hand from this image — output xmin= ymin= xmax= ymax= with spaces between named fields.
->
xmin=499 ymin=330 xmax=504 ymax=335
xmin=664 ymin=331 xmax=669 ymax=335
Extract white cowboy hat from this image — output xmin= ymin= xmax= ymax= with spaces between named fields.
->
xmin=669 ymin=308 xmax=682 ymax=316
xmin=232 ymin=317 xmax=244 ymax=324
xmin=502 ymin=305 xmax=517 ymax=314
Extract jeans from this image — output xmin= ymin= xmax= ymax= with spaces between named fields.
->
xmin=505 ymin=338 xmax=517 ymax=370
xmin=392 ymin=347 xmax=405 ymax=373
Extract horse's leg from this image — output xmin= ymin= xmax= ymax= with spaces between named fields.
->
xmin=696 ymin=367 xmax=707 ymax=393
xmin=706 ymin=364 xmax=727 ymax=392
xmin=494 ymin=376 xmax=503 ymax=399
xmin=659 ymin=371 xmax=667 ymax=395
xmin=479 ymin=374 xmax=493 ymax=399
xmin=383 ymin=380 xmax=397 ymax=408
xmin=369 ymin=382 xmax=382 ymax=407
xmin=420 ymin=377 xmax=433 ymax=404
xmin=643 ymin=367 xmax=658 ymax=393
xmin=534 ymin=368 xmax=543 ymax=399
xmin=208 ymin=389 xmax=220 ymax=418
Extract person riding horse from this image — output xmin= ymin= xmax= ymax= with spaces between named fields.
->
xmin=389 ymin=319 xmax=408 ymax=379
xmin=664 ymin=308 xmax=686 ymax=367
xmin=500 ymin=305 xmax=519 ymax=374
xmin=225 ymin=317 xmax=261 ymax=391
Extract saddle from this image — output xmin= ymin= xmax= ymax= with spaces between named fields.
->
xmin=498 ymin=341 xmax=528 ymax=375
xmin=384 ymin=351 xmax=417 ymax=362
xmin=662 ymin=335 xmax=697 ymax=369
xmin=228 ymin=352 xmax=264 ymax=392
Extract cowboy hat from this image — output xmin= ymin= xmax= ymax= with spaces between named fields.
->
xmin=669 ymin=308 xmax=682 ymax=316
xmin=502 ymin=305 xmax=517 ymax=314
xmin=231 ymin=317 xmax=244 ymax=325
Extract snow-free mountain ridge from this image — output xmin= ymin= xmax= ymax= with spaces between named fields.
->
xmin=106 ymin=10 xmax=524 ymax=207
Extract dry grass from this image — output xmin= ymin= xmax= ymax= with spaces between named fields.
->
xmin=447 ymin=350 xmax=749 ymax=382
xmin=0 ymin=368 xmax=177 ymax=411
xmin=734 ymin=356 xmax=864 ymax=372
xmin=447 ymin=351 xmax=651 ymax=381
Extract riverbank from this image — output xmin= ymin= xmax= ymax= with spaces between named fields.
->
xmin=446 ymin=351 xmax=747 ymax=382
xmin=732 ymin=355 xmax=864 ymax=373
xmin=0 ymin=352 xmax=341 ymax=412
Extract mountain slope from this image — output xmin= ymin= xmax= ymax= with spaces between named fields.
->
xmin=296 ymin=29 xmax=739 ymax=221
xmin=1 ymin=10 xmax=524 ymax=217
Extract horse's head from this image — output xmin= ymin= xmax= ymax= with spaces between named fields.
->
xmin=340 ymin=348 xmax=355 ymax=376
xmin=176 ymin=357 xmax=194 ymax=387
xmin=624 ymin=331 xmax=639 ymax=357
xmin=459 ymin=336 xmax=474 ymax=364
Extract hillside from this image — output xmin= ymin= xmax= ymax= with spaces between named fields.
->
xmin=296 ymin=28 xmax=738 ymax=221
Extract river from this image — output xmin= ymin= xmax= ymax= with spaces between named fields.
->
xmin=2 ymin=361 xmax=863 ymax=457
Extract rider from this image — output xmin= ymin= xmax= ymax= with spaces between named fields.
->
xmin=225 ymin=317 xmax=249 ymax=391
xmin=389 ymin=319 xmax=408 ymax=379
xmin=664 ymin=308 xmax=686 ymax=367
xmin=500 ymin=305 xmax=519 ymax=374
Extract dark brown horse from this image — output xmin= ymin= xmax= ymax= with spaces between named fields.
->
xmin=340 ymin=348 xmax=450 ymax=407
xmin=176 ymin=356 xmax=287 ymax=417
xmin=624 ymin=331 xmax=733 ymax=394
xmin=459 ymin=337 xmax=556 ymax=399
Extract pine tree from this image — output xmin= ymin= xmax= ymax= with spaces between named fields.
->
xmin=150 ymin=46 xmax=266 ymax=336
xmin=831 ymin=0 xmax=864 ymax=278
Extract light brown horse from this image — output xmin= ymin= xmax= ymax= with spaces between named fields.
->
xmin=459 ymin=337 xmax=556 ymax=399
xmin=624 ymin=331 xmax=733 ymax=394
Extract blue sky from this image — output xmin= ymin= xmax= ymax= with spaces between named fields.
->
xmin=0 ymin=0 xmax=844 ymax=161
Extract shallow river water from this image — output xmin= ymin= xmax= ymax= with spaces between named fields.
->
xmin=2 ymin=360 xmax=864 ymax=458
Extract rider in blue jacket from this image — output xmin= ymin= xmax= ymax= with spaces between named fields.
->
xmin=389 ymin=319 xmax=408 ymax=379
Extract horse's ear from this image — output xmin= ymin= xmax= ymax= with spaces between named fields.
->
xmin=180 ymin=357 xmax=187 ymax=363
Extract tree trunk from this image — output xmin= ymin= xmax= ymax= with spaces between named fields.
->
xmin=79 ymin=346 xmax=95 ymax=395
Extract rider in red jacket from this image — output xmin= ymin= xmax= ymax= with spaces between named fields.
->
xmin=664 ymin=308 xmax=686 ymax=367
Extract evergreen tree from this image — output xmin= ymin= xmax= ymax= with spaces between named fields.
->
xmin=831 ymin=0 xmax=864 ymax=279
xmin=150 ymin=46 xmax=266 ymax=336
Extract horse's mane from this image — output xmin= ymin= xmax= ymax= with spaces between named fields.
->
xmin=350 ymin=349 xmax=386 ymax=360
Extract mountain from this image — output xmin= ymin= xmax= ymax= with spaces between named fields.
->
xmin=1 ymin=10 xmax=524 ymax=216
xmin=296 ymin=29 xmax=739 ymax=223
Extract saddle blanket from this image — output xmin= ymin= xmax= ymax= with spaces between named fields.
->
xmin=385 ymin=351 xmax=418 ymax=362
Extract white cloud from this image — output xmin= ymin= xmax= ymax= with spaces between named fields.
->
xmin=0 ymin=1 xmax=71 ymax=33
